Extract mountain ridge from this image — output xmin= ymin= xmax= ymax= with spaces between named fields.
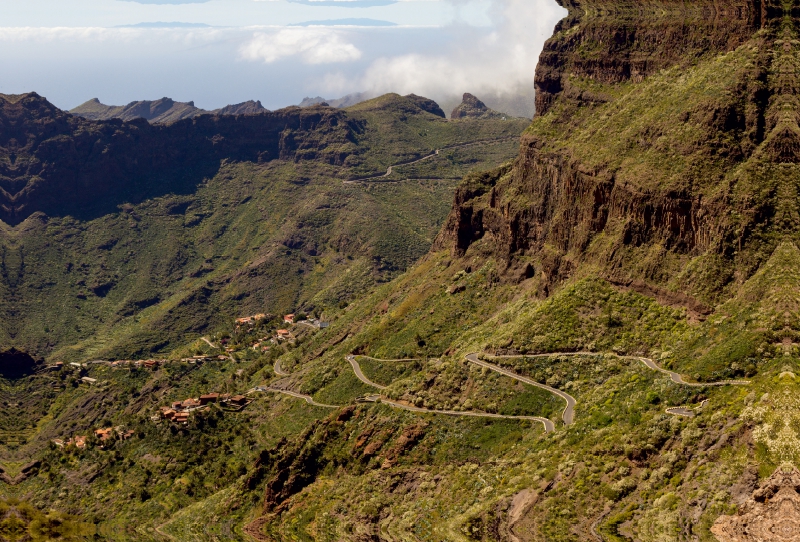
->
xmin=70 ymin=97 xmax=268 ymax=124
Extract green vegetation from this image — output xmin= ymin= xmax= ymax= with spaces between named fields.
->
xmin=2 ymin=1 xmax=800 ymax=540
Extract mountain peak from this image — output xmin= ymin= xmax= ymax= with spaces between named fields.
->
xmin=450 ymin=92 xmax=506 ymax=119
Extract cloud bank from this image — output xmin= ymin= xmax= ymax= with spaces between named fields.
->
xmin=325 ymin=0 xmax=565 ymax=108
xmin=240 ymin=28 xmax=362 ymax=64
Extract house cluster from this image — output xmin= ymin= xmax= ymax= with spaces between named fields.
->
xmin=251 ymin=338 xmax=272 ymax=352
xmin=53 ymin=435 xmax=87 ymax=449
xmin=286 ymin=314 xmax=329 ymax=329
xmin=235 ymin=313 xmax=268 ymax=329
xmin=157 ymin=392 xmax=250 ymax=424
xmin=94 ymin=426 xmax=135 ymax=447
xmin=103 ymin=355 xmax=228 ymax=368
xmin=53 ymin=426 xmax=133 ymax=450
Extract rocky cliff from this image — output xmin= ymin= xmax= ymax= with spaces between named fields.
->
xmin=436 ymin=0 xmax=795 ymax=305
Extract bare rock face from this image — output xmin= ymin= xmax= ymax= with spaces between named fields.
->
xmin=71 ymin=97 xmax=269 ymax=123
xmin=212 ymin=100 xmax=268 ymax=116
xmin=450 ymin=93 xmax=505 ymax=119
xmin=712 ymin=466 xmax=800 ymax=541
xmin=534 ymin=0 xmax=769 ymax=116
xmin=70 ymin=97 xmax=204 ymax=123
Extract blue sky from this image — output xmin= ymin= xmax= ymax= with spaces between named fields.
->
xmin=0 ymin=0 xmax=565 ymax=112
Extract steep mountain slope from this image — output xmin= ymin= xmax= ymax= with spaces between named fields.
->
xmin=210 ymin=0 xmax=800 ymax=540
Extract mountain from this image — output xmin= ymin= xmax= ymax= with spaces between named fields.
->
xmin=3 ymin=0 xmax=798 ymax=540
xmin=213 ymin=100 xmax=266 ymax=116
xmin=450 ymin=92 xmax=509 ymax=119
xmin=217 ymin=0 xmax=796 ymax=539
xmin=69 ymin=97 xmax=268 ymax=124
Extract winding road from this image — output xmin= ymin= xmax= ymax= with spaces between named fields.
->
xmin=345 ymin=136 xmax=520 ymax=184
xmin=273 ymin=359 xmax=290 ymax=377
xmin=255 ymin=387 xmax=340 ymax=409
xmin=360 ymin=395 xmax=555 ymax=433
xmin=347 ymin=356 xmax=554 ymax=432
xmin=466 ymin=354 xmax=576 ymax=425
xmin=346 ymin=355 xmax=388 ymax=390
xmin=268 ymin=349 xmax=739 ymax=434
xmin=472 ymin=352 xmax=747 ymax=423
xmin=635 ymin=357 xmax=750 ymax=386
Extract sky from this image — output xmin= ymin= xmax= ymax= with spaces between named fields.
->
xmin=0 ymin=0 xmax=566 ymax=114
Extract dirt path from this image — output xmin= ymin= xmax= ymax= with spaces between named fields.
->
xmin=345 ymin=136 xmax=520 ymax=184
xmin=201 ymin=337 xmax=217 ymax=349
xmin=356 ymin=355 xmax=421 ymax=362
xmin=466 ymin=354 xmax=577 ymax=425
xmin=361 ymin=395 xmax=555 ymax=433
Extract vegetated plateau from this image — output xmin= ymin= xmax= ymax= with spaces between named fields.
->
xmin=3 ymin=0 xmax=800 ymax=541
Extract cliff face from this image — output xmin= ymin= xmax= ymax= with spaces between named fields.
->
xmin=0 ymin=94 xmax=359 ymax=224
xmin=534 ymin=0 xmax=769 ymax=116
xmin=436 ymin=0 xmax=799 ymax=304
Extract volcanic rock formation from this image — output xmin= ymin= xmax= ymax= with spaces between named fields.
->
xmin=712 ymin=465 xmax=800 ymax=541
xmin=435 ymin=0 xmax=794 ymax=307
xmin=0 ymin=94 xmax=358 ymax=225
xmin=450 ymin=93 xmax=506 ymax=119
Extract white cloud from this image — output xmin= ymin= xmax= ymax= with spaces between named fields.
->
xmin=320 ymin=0 xmax=565 ymax=108
xmin=240 ymin=28 xmax=362 ymax=64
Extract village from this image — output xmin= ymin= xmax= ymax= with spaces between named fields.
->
xmin=53 ymin=426 xmax=135 ymax=450
xmin=44 ymin=312 xmax=326 ymax=373
xmin=155 ymin=392 xmax=251 ymax=424
xmin=51 ymin=310 xmax=322 ymax=450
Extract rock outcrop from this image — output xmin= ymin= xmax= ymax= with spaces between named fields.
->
xmin=70 ymin=97 xmax=205 ymax=123
xmin=70 ymin=97 xmax=269 ymax=124
xmin=450 ymin=93 xmax=506 ymax=119
xmin=712 ymin=465 xmax=800 ymax=541
xmin=213 ymin=100 xmax=267 ymax=116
